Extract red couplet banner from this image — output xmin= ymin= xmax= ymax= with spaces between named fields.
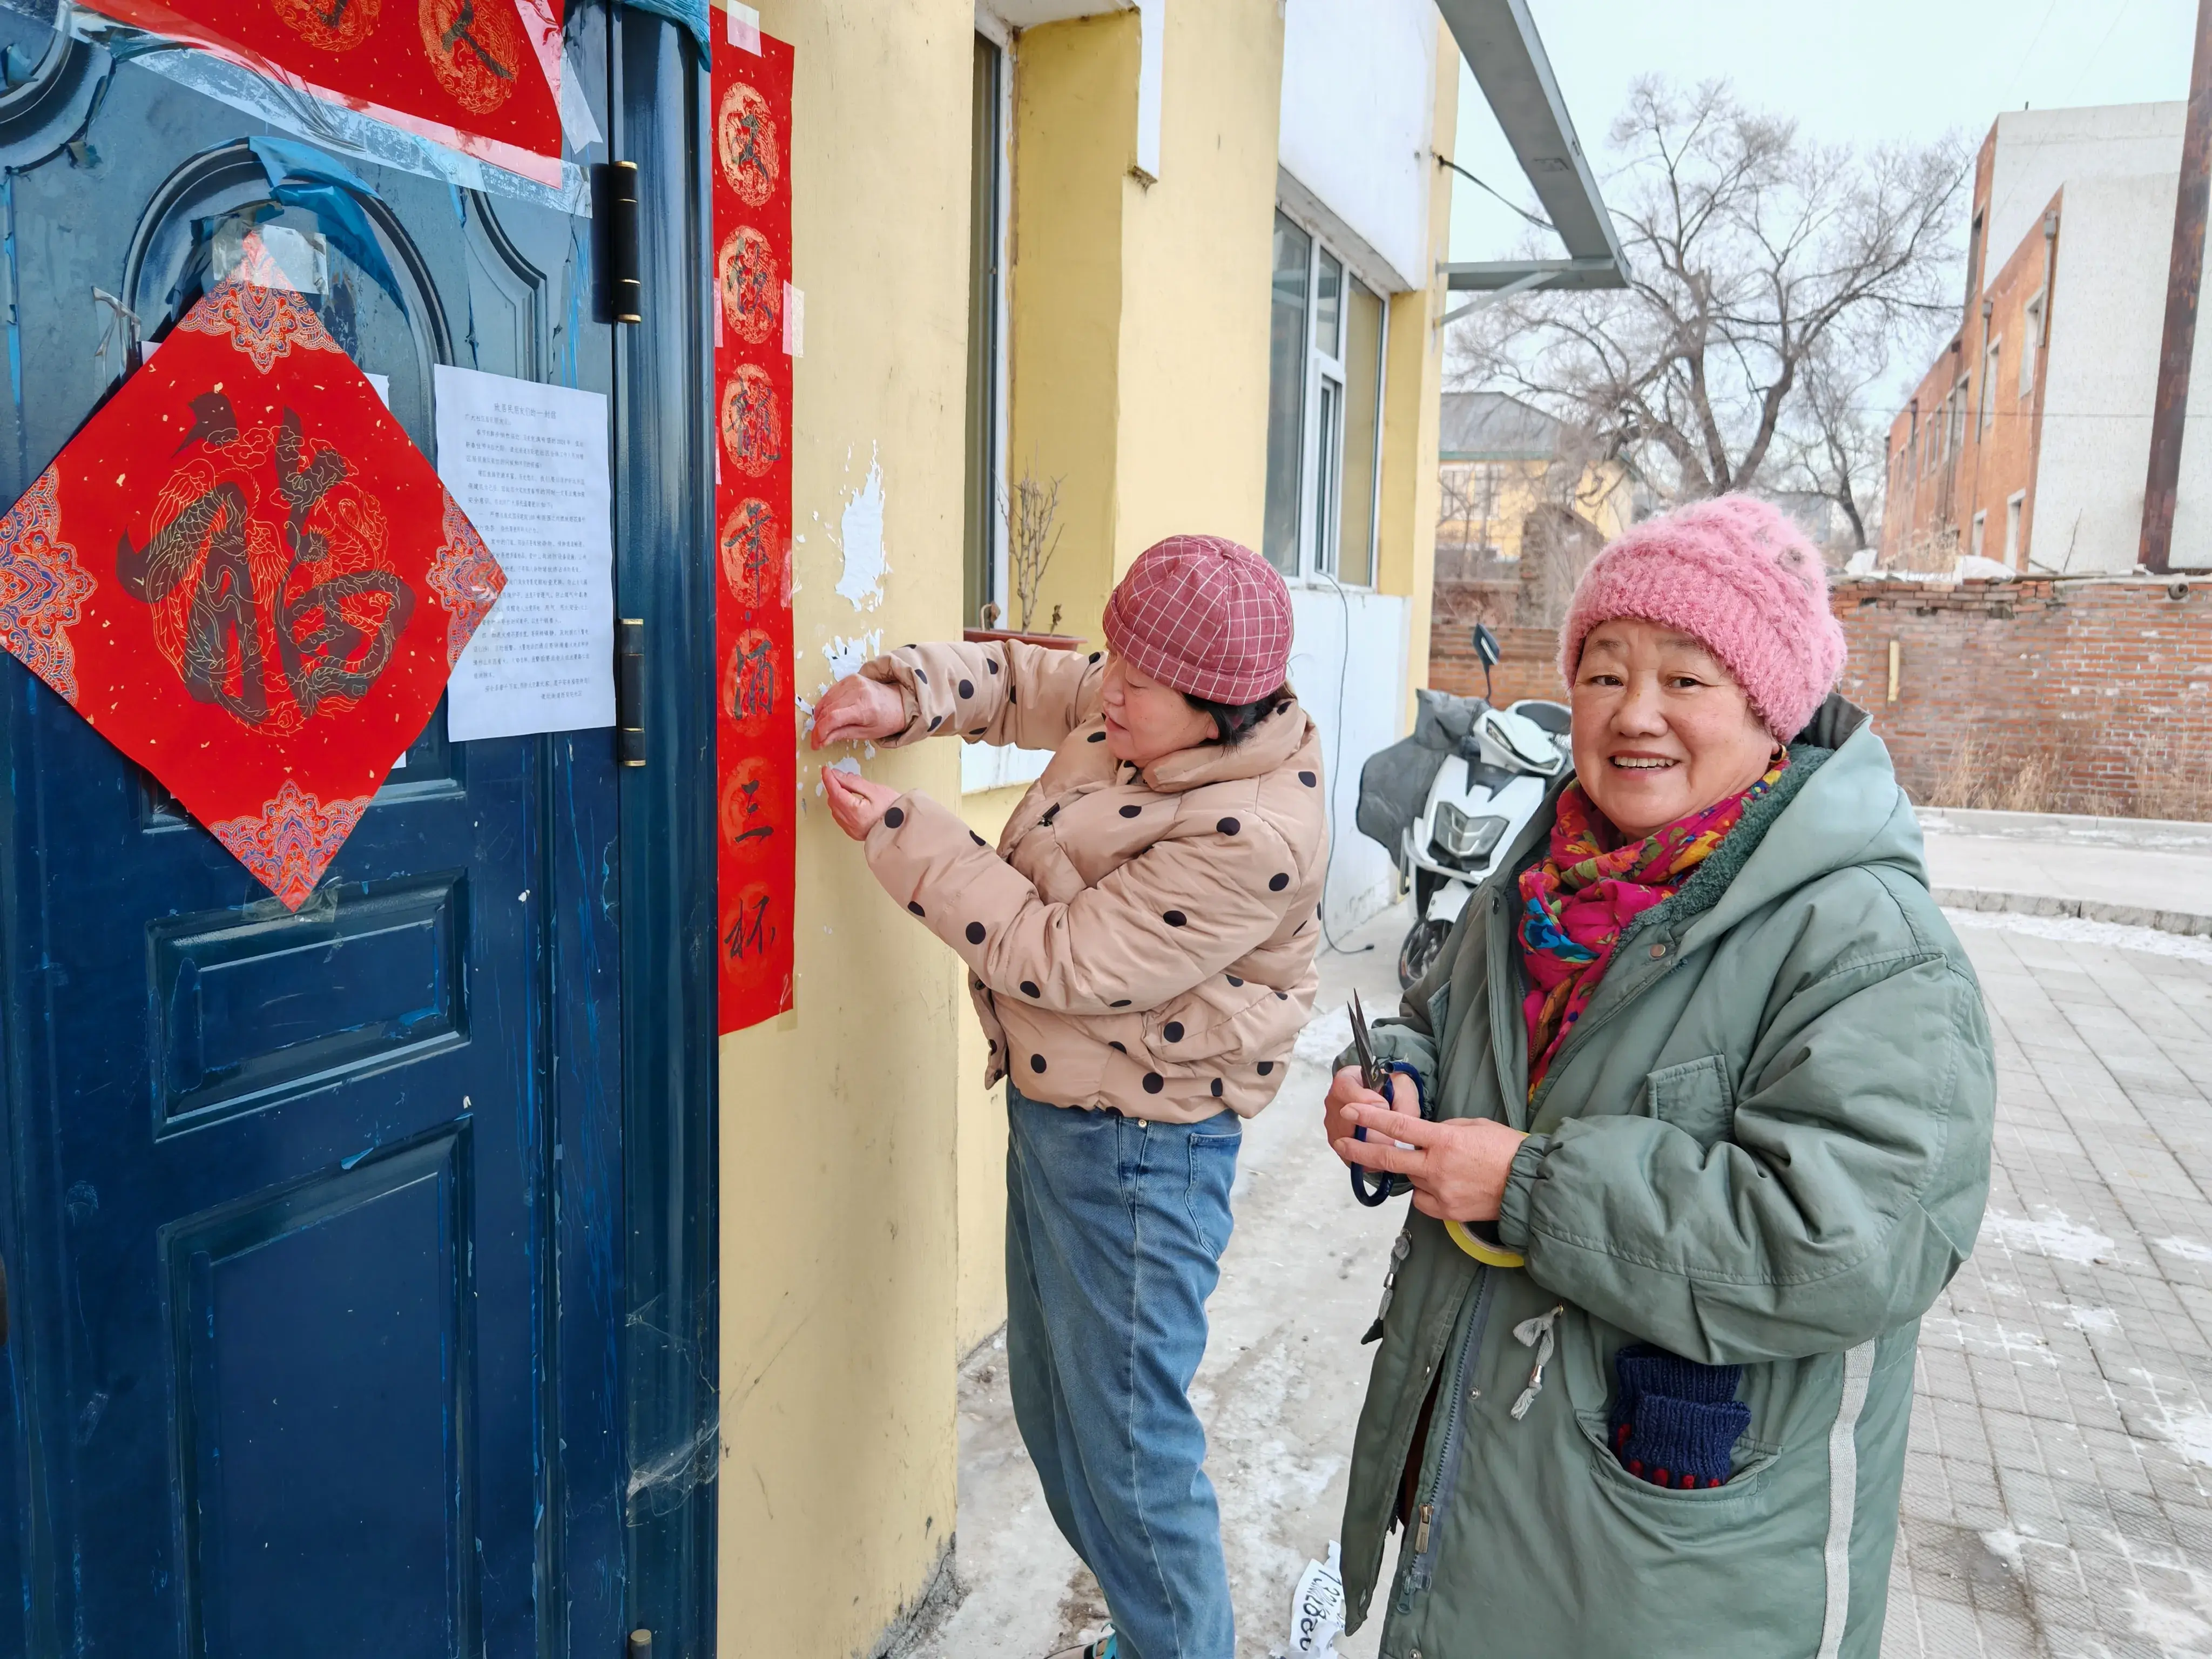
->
xmin=86 ymin=0 xmax=564 ymax=184
xmin=713 ymin=28 xmax=797 ymax=1033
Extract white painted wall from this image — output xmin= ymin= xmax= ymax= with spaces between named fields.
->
xmin=2030 ymin=168 xmax=2210 ymax=575
xmin=1982 ymin=103 xmax=2212 ymax=573
xmin=1288 ymin=585 xmax=1411 ymax=936
xmin=1986 ymin=103 xmax=2182 ymax=291
xmin=1278 ymin=0 xmax=1435 ymax=293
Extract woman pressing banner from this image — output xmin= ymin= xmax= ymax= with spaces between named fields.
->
xmin=813 ymin=536 xmax=1325 ymax=1659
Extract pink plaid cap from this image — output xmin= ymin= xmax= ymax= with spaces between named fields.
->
xmin=1102 ymin=534 xmax=1294 ymax=704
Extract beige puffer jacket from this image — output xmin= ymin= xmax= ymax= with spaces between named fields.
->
xmin=855 ymin=639 xmax=1328 ymax=1123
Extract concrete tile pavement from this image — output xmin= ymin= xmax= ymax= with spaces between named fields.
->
xmin=911 ymin=834 xmax=2212 ymax=1659
xmin=1921 ymin=812 xmax=2212 ymax=917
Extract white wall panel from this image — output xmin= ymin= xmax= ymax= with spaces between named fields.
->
xmin=1278 ymin=0 xmax=1436 ymax=293
xmin=1289 ymin=585 xmax=1411 ymax=936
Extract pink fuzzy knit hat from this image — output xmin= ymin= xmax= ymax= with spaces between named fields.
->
xmin=1557 ymin=495 xmax=1846 ymax=740
xmin=1103 ymin=534 xmax=1293 ymax=704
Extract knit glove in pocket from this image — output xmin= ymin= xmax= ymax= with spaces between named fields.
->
xmin=1607 ymin=1343 xmax=1750 ymax=1491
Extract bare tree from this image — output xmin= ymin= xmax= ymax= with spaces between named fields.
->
xmin=1783 ymin=336 xmax=1891 ymax=551
xmin=1452 ymin=79 xmax=1966 ymax=504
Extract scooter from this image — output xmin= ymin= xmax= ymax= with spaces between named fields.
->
xmin=1358 ymin=625 xmax=1570 ymax=987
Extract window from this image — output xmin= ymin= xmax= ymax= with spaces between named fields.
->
xmin=1261 ymin=215 xmax=1310 ymax=576
xmin=1947 ymin=375 xmax=1969 ymax=458
xmin=961 ymin=32 xmax=1007 ymax=625
xmin=1971 ymin=509 xmax=1986 ymax=558
xmin=1261 ymin=210 xmax=1387 ymax=584
xmin=2020 ymin=293 xmax=2043 ymax=398
xmin=2005 ymin=490 xmax=2025 ymax=565
xmin=1980 ymin=339 xmax=1999 ymax=435
xmin=1338 ymin=278 xmax=1385 ymax=585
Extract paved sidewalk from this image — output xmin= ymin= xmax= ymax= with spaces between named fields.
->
xmin=1921 ymin=809 xmax=2212 ymax=918
xmin=914 ymin=831 xmax=2212 ymax=1659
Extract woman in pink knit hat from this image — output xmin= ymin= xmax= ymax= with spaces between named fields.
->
xmin=1319 ymin=496 xmax=1995 ymax=1658
xmin=811 ymin=535 xmax=1328 ymax=1659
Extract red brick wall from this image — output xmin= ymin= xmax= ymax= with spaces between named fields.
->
xmin=1428 ymin=622 xmax=1568 ymax=706
xmin=1880 ymin=144 xmax=2059 ymax=574
xmin=1830 ymin=576 xmax=2212 ymax=815
xmin=1424 ymin=574 xmax=2212 ymax=818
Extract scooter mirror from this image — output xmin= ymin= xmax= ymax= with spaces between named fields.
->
xmin=1472 ymin=623 xmax=1501 ymax=669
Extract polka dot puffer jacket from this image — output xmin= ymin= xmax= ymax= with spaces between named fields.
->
xmin=858 ymin=638 xmax=1328 ymax=1123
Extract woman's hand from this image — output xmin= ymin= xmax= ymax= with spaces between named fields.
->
xmin=1333 ymin=1093 xmax=1527 ymax=1223
xmin=810 ymin=674 xmax=908 ymax=748
xmin=1324 ymin=1065 xmax=1411 ymax=1166
xmin=822 ymin=767 xmax=902 ymax=840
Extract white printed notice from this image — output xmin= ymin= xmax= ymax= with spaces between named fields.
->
xmin=434 ymin=364 xmax=615 ymax=741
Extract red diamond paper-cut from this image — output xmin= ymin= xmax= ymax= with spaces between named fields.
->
xmin=0 ymin=283 xmax=504 ymax=909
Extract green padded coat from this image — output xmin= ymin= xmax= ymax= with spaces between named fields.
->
xmin=1336 ymin=697 xmax=1995 ymax=1659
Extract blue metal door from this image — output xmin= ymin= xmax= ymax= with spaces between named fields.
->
xmin=0 ymin=9 xmax=635 ymax=1653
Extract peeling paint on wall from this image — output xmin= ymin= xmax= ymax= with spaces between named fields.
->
xmin=822 ymin=630 xmax=884 ymax=680
xmin=834 ymin=446 xmax=889 ymax=610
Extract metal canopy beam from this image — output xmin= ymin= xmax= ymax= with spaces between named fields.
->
xmin=1435 ymin=0 xmax=1628 ymax=284
xmin=1442 ymin=256 xmax=1622 ymax=292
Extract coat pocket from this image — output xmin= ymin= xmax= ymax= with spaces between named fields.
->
xmin=1642 ymin=1054 xmax=1737 ymax=1149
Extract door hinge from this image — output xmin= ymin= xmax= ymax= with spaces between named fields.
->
xmin=627 ymin=1631 xmax=653 ymax=1659
xmin=617 ymin=617 xmax=646 ymax=767
xmin=597 ymin=160 xmax=643 ymax=324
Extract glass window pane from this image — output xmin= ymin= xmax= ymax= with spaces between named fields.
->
xmin=1316 ymin=251 xmax=1342 ymax=361
xmin=1261 ymin=213 xmax=1311 ymax=577
xmin=1338 ymin=278 xmax=1384 ymax=586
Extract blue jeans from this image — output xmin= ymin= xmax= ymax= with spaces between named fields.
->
xmin=1003 ymin=1084 xmax=1240 ymax=1659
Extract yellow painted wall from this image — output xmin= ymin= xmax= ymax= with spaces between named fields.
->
xmin=1436 ymin=457 xmax=1635 ymax=563
xmin=1006 ymin=13 xmax=1134 ymax=645
xmin=719 ymin=2 xmax=973 ymax=1652
xmin=1109 ymin=0 xmax=1283 ymax=567
xmin=1009 ymin=2 xmax=1283 ymax=648
xmin=1374 ymin=16 xmax=1460 ymax=711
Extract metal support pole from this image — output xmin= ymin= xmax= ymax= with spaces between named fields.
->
xmin=2140 ymin=0 xmax=2212 ymax=574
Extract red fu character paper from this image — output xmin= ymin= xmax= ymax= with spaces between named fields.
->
xmin=713 ymin=28 xmax=795 ymax=1031
xmin=0 ymin=283 xmax=503 ymax=910
xmin=84 ymin=0 xmax=563 ymax=184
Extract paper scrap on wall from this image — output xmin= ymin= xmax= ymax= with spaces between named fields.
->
xmin=433 ymin=363 xmax=614 ymax=742
xmin=713 ymin=22 xmax=796 ymax=1031
xmin=0 ymin=284 xmax=503 ymax=909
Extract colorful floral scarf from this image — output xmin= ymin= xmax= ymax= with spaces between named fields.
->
xmin=1517 ymin=757 xmax=1789 ymax=1095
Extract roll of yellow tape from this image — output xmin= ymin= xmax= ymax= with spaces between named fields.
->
xmin=1445 ymin=1218 xmax=1525 ymax=1269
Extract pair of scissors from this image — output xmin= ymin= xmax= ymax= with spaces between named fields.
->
xmin=1346 ymin=989 xmax=1400 ymax=1208
xmin=1346 ymin=990 xmax=1525 ymax=1269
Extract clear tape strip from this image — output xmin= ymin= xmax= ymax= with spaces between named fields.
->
xmin=21 ymin=0 xmax=591 ymax=217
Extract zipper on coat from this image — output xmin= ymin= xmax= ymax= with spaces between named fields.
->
xmin=1400 ymin=1267 xmax=1496 ymax=1606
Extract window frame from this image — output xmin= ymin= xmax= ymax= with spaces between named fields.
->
xmin=1980 ymin=336 xmax=2000 ymax=436
xmin=1264 ymin=208 xmax=1388 ymax=589
xmin=2005 ymin=489 xmax=2026 ymax=566
xmin=2019 ymin=292 xmax=2044 ymax=400
xmin=962 ymin=25 xmax=1013 ymax=626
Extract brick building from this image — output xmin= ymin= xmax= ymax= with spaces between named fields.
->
xmin=1884 ymin=103 xmax=2212 ymax=576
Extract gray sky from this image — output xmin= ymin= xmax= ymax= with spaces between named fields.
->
xmin=1450 ymin=0 xmax=2199 ymax=264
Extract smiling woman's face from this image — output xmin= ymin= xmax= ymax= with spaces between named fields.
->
xmin=1569 ymin=617 xmax=1778 ymax=841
